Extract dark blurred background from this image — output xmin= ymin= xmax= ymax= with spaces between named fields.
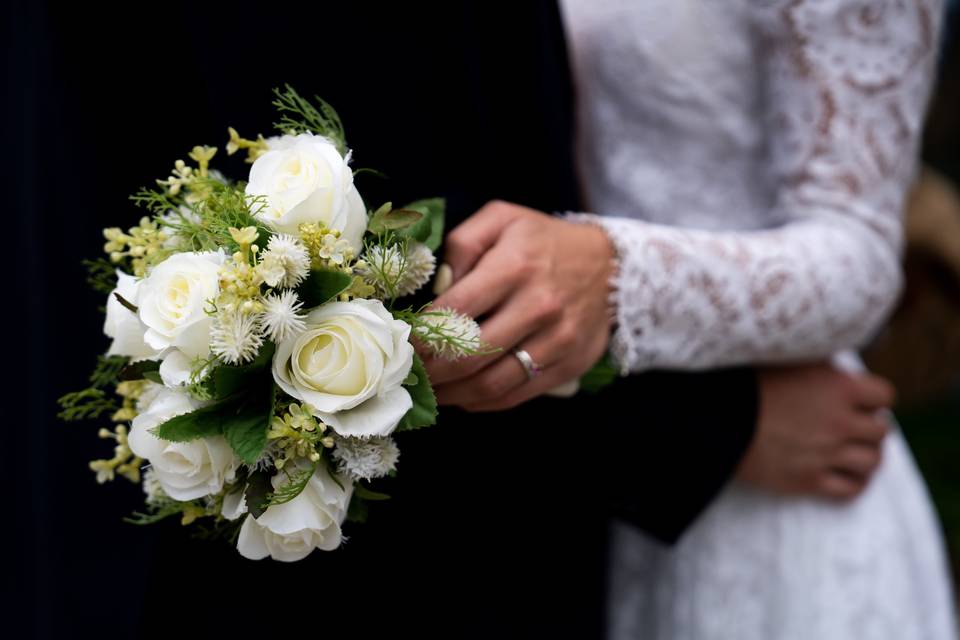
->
xmin=6 ymin=1 xmax=960 ymax=637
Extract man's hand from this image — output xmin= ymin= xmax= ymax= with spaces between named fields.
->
xmin=737 ymin=364 xmax=895 ymax=500
xmin=420 ymin=200 xmax=617 ymax=411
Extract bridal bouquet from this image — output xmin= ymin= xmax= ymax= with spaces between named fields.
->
xmin=58 ymin=86 xmax=487 ymax=561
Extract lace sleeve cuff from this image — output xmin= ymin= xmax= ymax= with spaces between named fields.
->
xmin=556 ymin=210 xmax=633 ymax=376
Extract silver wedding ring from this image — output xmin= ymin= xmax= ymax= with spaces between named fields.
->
xmin=512 ymin=348 xmax=543 ymax=381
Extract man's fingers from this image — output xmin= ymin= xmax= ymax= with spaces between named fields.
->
xmin=435 ymin=352 xmax=529 ymax=406
xmin=848 ymin=373 xmax=896 ymax=411
xmin=461 ymin=364 xmax=573 ymax=412
xmin=831 ymin=444 xmax=883 ymax=478
xmin=443 ymin=200 xmax=526 ymax=281
xmin=817 ymin=471 xmax=868 ymax=501
xmin=460 ymin=329 xmax=606 ymax=412
xmin=432 ymin=244 xmax=520 ymax=320
xmin=425 ymin=290 xmax=559 ymax=385
xmin=843 ymin=413 xmax=890 ymax=445
xmin=434 ymin=323 xmax=574 ymax=406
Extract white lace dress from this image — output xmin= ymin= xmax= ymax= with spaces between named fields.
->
xmin=558 ymin=0 xmax=957 ymax=638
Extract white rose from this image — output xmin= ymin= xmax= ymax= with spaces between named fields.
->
xmin=272 ymin=298 xmax=414 ymax=437
xmin=103 ymin=270 xmax=159 ymax=360
xmin=245 ymin=133 xmax=366 ymax=252
xmin=127 ymin=388 xmax=240 ymax=501
xmin=237 ymin=459 xmax=353 ymax=562
xmin=137 ymin=251 xmax=224 ymax=386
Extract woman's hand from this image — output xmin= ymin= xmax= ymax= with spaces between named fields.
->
xmin=420 ymin=200 xmax=617 ymax=411
xmin=737 ymin=363 xmax=895 ymax=500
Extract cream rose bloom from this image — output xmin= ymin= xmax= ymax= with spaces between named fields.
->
xmin=237 ymin=460 xmax=353 ymax=562
xmin=127 ymin=388 xmax=240 ymax=501
xmin=103 ymin=270 xmax=158 ymax=360
xmin=272 ymin=298 xmax=414 ymax=437
xmin=137 ymin=251 xmax=224 ymax=386
xmin=245 ymin=133 xmax=366 ymax=252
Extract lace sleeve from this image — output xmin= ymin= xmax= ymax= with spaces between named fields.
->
xmin=564 ymin=0 xmax=943 ymax=374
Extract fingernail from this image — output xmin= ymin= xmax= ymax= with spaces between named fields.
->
xmin=434 ymin=263 xmax=453 ymax=295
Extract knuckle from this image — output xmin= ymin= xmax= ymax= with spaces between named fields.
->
xmin=554 ymin=320 xmax=579 ymax=350
xmin=513 ymin=253 xmax=537 ymax=280
xmin=446 ymin=230 xmax=483 ymax=260
xmin=484 ymin=198 xmax=508 ymax=213
xmin=534 ymin=289 xmax=564 ymax=322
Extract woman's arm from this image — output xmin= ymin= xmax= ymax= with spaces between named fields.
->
xmin=422 ymin=1 xmax=942 ymax=410
xmin=564 ymin=0 xmax=943 ymax=373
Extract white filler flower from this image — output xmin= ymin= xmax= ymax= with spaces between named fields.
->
xmin=237 ymin=459 xmax=352 ymax=562
xmin=362 ymin=241 xmax=436 ymax=298
xmin=127 ymin=388 xmax=240 ymax=501
xmin=332 ymin=435 xmax=400 ymax=481
xmin=210 ymin=310 xmax=264 ymax=365
xmin=245 ymin=133 xmax=366 ymax=252
xmin=256 ymin=233 xmax=310 ymax=288
xmin=413 ymin=307 xmax=483 ymax=360
xmin=272 ymin=298 xmax=414 ymax=438
xmin=260 ymin=290 xmax=306 ymax=343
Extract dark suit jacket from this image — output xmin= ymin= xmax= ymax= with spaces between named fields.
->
xmin=17 ymin=1 xmax=757 ymax=637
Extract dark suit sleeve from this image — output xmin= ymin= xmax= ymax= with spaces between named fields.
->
xmin=575 ymin=367 xmax=759 ymax=544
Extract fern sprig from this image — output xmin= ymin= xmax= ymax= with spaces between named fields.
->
xmin=57 ymin=389 xmax=117 ymax=421
xmin=264 ymin=462 xmax=317 ymax=507
xmin=58 ymin=355 xmax=129 ymax=421
xmin=82 ymin=258 xmax=119 ymax=295
xmin=271 ymin=84 xmax=347 ymax=155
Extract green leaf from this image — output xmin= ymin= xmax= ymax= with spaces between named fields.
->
xmin=367 ymin=202 xmax=391 ymax=235
xmin=368 ymin=202 xmax=424 ymax=234
xmin=396 ymin=353 xmax=438 ymax=431
xmin=265 ymin=462 xmax=316 ymax=507
xmin=222 ymin=383 xmax=276 ymax=465
xmin=151 ymin=376 xmax=274 ymax=464
xmin=244 ymin=471 xmax=273 ymax=519
xmin=143 ymin=371 xmax=163 ymax=384
xmin=383 ymin=209 xmax=423 ymax=231
xmin=152 ymin=402 xmax=226 ymax=442
xmin=346 ymin=496 xmax=368 ymax=523
xmin=298 ymin=268 xmax=353 ymax=308
xmin=212 ymin=342 xmax=275 ymax=400
xmin=398 ymin=198 xmax=445 ymax=251
xmin=354 ymin=484 xmax=391 ymax=501
xmin=579 ymin=352 xmax=620 ymax=394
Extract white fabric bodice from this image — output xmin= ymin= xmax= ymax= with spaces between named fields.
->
xmin=557 ymin=1 xmax=957 ymax=638
xmin=560 ymin=0 xmax=940 ymax=374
